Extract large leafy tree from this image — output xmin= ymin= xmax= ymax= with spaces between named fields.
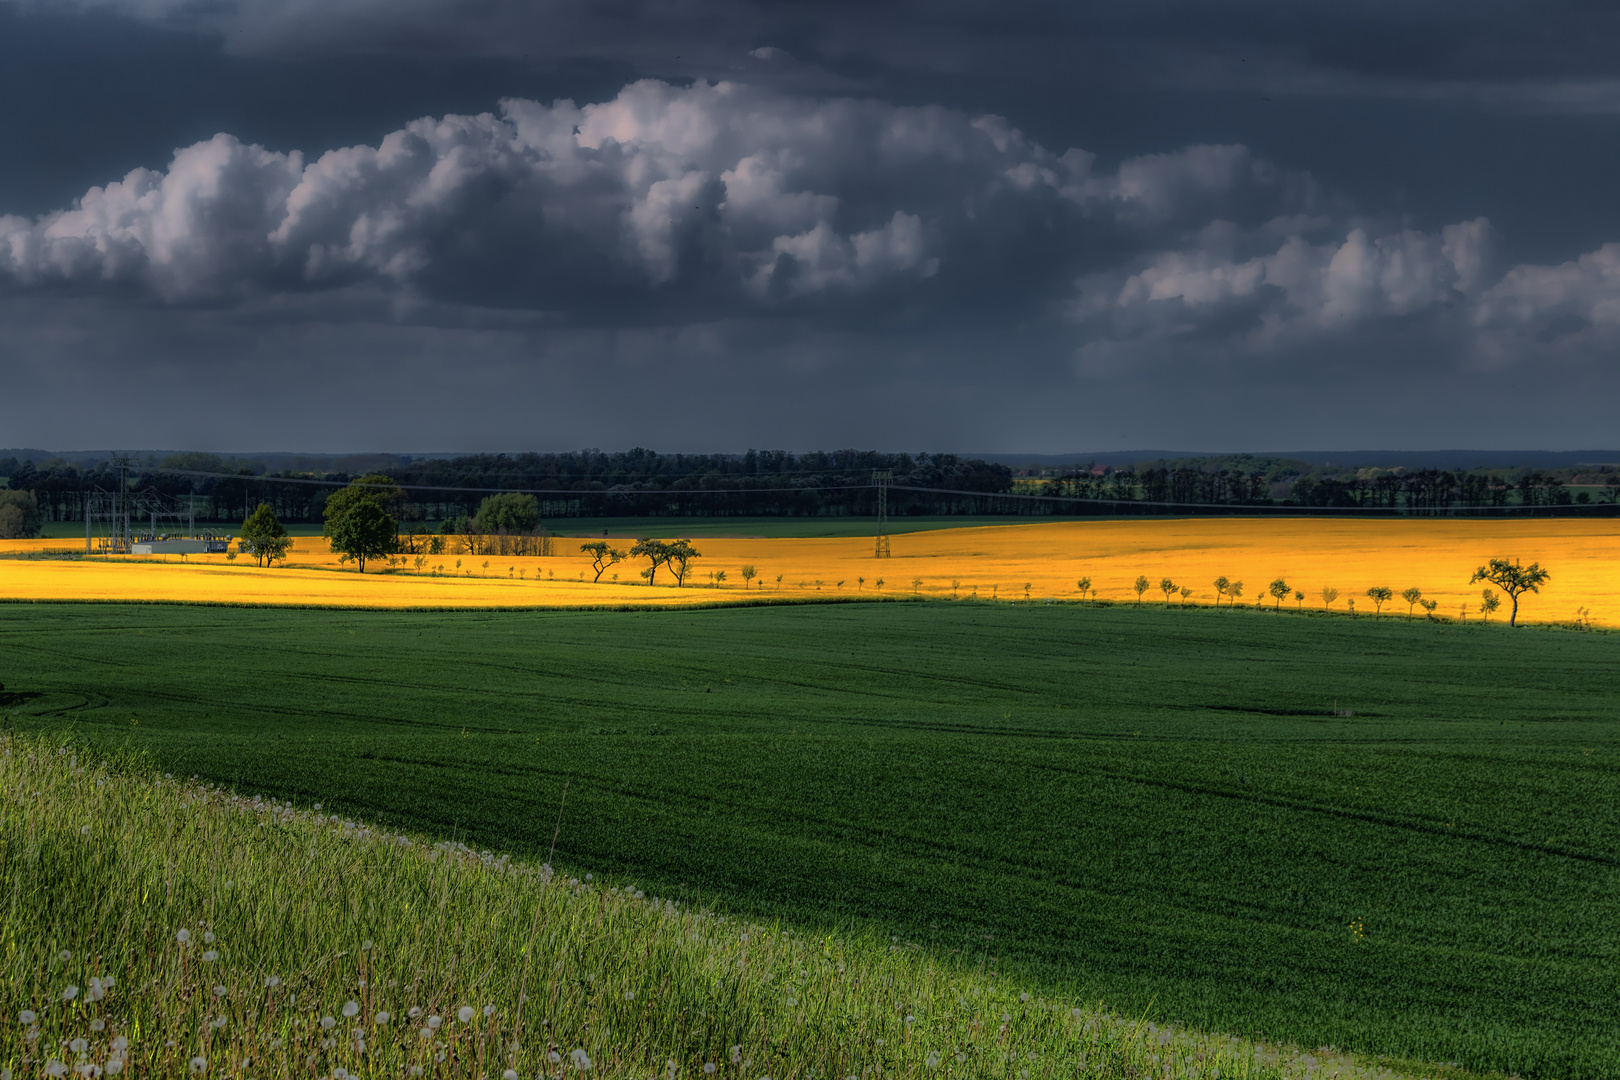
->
xmin=239 ymin=503 xmax=293 ymax=567
xmin=321 ymin=474 xmax=404 ymax=540
xmin=1470 ymin=558 xmax=1550 ymax=627
xmin=630 ymin=538 xmax=671 ymax=585
xmin=328 ymin=501 xmax=397 ymax=573
xmin=580 ymin=541 xmax=625 ymax=582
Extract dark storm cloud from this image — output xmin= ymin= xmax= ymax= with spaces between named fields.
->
xmin=1 ymin=0 xmax=1619 ymax=451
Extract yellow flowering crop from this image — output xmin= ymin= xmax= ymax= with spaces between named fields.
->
xmin=0 ymin=517 xmax=1614 ymax=625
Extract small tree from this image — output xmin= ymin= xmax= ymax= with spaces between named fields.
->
xmin=952 ymin=578 xmax=961 ymax=598
xmin=1419 ymin=598 xmax=1439 ymax=619
xmin=715 ymin=570 xmax=727 ymax=586
xmin=1321 ymin=586 xmax=1339 ymax=611
xmin=666 ymin=540 xmax=700 ymax=586
xmin=1024 ymin=582 xmax=1032 ymax=600
xmin=1293 ymin=589 xmax=1304 ymax=610
xmin=1077 ymin=577 xmax=1092 ymax=603
xmin=1401 ymin=587 xmax=1423 ymax=618
xmin=1269 ymin=578 xmax=1290 ymax=610
xmin=1133 ymin=575 xmax=1150 ymax=604
xmin=875 ymin=578 xmax=884 ymax=590
xmin=1179 ymin=585 xmax=1194 ymax=608
xmin=856 ymin=575 xmax=865 ymax=590
xmin=1229 ymin=580 xmax=1244 ymax=606
xmin=776 ymin=574 xmax=784 ymax=589
xmin=1365 ymin=585 xmax=1393 ymax=616
xmin=1213 ymin=576 xmax=1230 ymax=608
xmin=1480 ymin=588 xmax=1501 ymax=622
xmin=240 ymin=503 xmax=293 ymax=567
xmin=631 ymin=538 xmax=671 ymax=585
xmin=580 ymin=541 xmax=626 ymax=583
xmin=1469 ymin=557 xmax=1550 ymax=627
xmin=741 ymin=565 xmax=758 ymax=588
xmin=1159 ymin=577 xmax=1176 ymax=605
xmin=912 ymin=577 xmax=923 ymax=593
xmin=328 ymin=501 xmax=397 ymax=573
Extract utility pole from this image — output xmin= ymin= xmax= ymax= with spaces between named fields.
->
xmin=873 ymin=470 xmax=892 ymax=558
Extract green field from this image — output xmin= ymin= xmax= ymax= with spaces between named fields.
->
xmin=3 ymin=601 xmax=1616 ymax=1078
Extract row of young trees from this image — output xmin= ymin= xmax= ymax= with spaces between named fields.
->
xmin=1109 ymin=558 xmax=1551 ymax=627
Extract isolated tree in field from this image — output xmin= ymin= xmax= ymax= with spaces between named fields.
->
xmin=1024 ymin=582 xmax=1032 ymax=600
xmin=1134 ymin=575 xmax=1150 ymax=604
xmin=1321 ymin=586 xmax=1339 ymax=611
xmin=1180 ymin=585 xmax=1194 ymax=608
xmin=1293 ymin=589 xmax=1304 ymax=610
xmin=1160 ymin=577 xmax=1177 ymax=605
xmin=322 ymin=474 xmax=404 ymax=540
xmin=328 ymin=501 xmax=397 ymax=573
xmin=1269 ymin=578 xmax=1290 ymax=610
xmin=776 ymin=574 xmax=785 ymax=589
xmin=952 ymin=578 xmax=961 ymax=598
xmin=240 ymin=503 xmax=293 ymax=567
xmin=1228 ymin=580 xmax=1244 ymax=606
xmin=630 ymin=538 xmax=671 ymax=585
xmin=1077 ymin=576 xmax=1092 ymax=603
xmin=874 ymin=578 xmax=884 ymax=590
xmin=1213 ymin=576 xmax=1230 ymax=608
xmin=715 ymin=570 xmax=727 ymax=586
xmin=1420 ymin=598 xmax=1439 ymax=619
xmin=666 ymin=540 xmax=700 ymax=586
xmin=1401 ymin=587 xmax=1423 ymax=618
xmin=1469 ymin=557 xmax=1550 ymax=627
xmin=1365 ymin=585 xmax=1393 ymax=616
xmin=1480 ymin=588 xmax=1501 ymax=622
xmin=579 ymin=541 xmax=625 ymax=582
xmin=741 ymin=565 xmax=758 ymax=588
xmin=912 ymin=577 xmax=923 ymax=593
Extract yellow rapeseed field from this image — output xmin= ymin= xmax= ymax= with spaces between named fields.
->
xmin=1 ymin=517 xmax=1615 ymax=624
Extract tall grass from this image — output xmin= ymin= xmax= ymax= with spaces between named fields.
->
xmin=3 ymin=736 xmax=1443 ymax=1080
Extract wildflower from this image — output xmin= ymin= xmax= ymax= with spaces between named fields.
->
xmin=427 ymin=1015 xmax=443 ymax=1030
xmin=925 ymin=1052 xmax=941 ymax=1069
xmin=1020 ymin=992 xmax=1030 ymax=1002
xmin=46 ymin=1062 xmax=67 ymax=1078
xmin=188 ymin=1057 xmax=207 ymax=1073
xmin=548 ymin=1052 xmax=562 ymax=1064
xmin=408 ymin=1006 xmax=423 ymax=1019
xmin=703 ymin=1064 xmax=716 ymax=1074
xmin=202 ymin=931 xmax=215 ymax=944
xmin=730 ymin=1047 xmax=743 ymax=1064
xmin=265 ymin=976 xmax=280 ymax=988
xmin=361 ymin=940 xmax=373 ymax=951
xmin=20 ymin=1010 xmax=36 ymax=1024
xmin=376 ymin=1011 xmax=391 ymax=1025
xmin=201 ymin=951 xmax=218 ymax=963
xmin=624 ymin=991 xmax=635 ymax=1001
xmin=212 ymin=986 xmax=227 ymax=998
xmin=71 ymin=1039 xmax=89 ymax=1053
xmin=343 ymin=1001 xmax=360 ymax=1018
xmin=570 ymin=1048 xmax=592 ymax=1070
xmin=105 ymin=1063 xmax=122 ymax=1076
xmin=60 ymin=950 xmax=73 ymax=962
xmin=409 ymin=1069 xmax=424 ymax=1078
xmin=333 ymin=1070 xmax=348 ymax=1080
xmin=63 ymin=985 xmax=79 ymax=1001
xmin=176 ymin=929 xmax=190 ymax=944
xmin=483 ymin=1004 xmax=495 ymax=1017
xmin=505 ymin=1072 xmax=519 ymax=1080
xmin=89 ymin=1020 xmax=105 ymax=1032
xmin=111 ymin=1037 xmax=128 ymax=1052
xmin=458 ymin=1006 xmax=475 ymax=1023
xmin=320 ymin=1017 xmax=336 ymax=1031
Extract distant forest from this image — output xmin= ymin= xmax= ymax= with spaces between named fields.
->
xmin=3 ymin=449 xmax=1617 ymax=527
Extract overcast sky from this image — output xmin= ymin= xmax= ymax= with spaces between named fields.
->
xmin=3 ymin=0 xmax=1620 ymax=454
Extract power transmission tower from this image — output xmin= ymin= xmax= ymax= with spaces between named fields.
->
xmin=873 ymin=470 xmax=892 ymax=557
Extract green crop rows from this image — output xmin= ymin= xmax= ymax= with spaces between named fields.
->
xmin=2 ymin=601 xmax=1616 ymax=1078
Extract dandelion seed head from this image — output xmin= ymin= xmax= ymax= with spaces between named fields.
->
xmin=70 ymin=1039 xmax=89 ymax=1054
xmin=110 ymin=1037 xmax=128 ymax=1052
xmin=407 ymin=1006 xmax=422 ymax=1019
xmin=265 ymin=976 xmax=280 ymax=988
xmin=409 ymin=1068 xmax=423 ymax=1078
xmin=202 ymin=931 xmax=214 ymax=944
xmin=105 ymin=1062 xmax=123 ymax=1076
xmin=62 ymin=985 xmax=79 ymax=1001
xmin=375 ymin=1011 xmax=391 ymax=1025
xmin=175 ymin=930 xmax=189 ymax=944
xmin=624 ymin=991 xmax=635 ymax=1001
xmin=20 ymin=1010 xmax=36 ymax=1024
xmin=342 ymin=1001 xmax=360 ymax=1018
xmin=483 ymin=1004 xmax=495 ymax=1017
xmin=212 ymin=986 xmax=227 ymax=998
xmin=457 ymin=1006 xmax=475 ymax=1023
xmin=426 ymin=1015 xmax=442 ymax=1029
xmin=320 ymin=1017 xmax=336 ymax=1031
xmin=925 ymin=1052 xmax=941 ymax=1069
xmin=201 ymin=951 xmax=218 ymax=963
xmin=570 ymin=1048 xmax=591 ymax=1070
xmin=332 ymin=1070 xmax=348 ymax=1080
xmin=60 ymin=950 xmax=72 ymax=962
xmin=703 ymin=1064 xmax=716 ymax=1074
xmin=89 ymin=1020 xmax=104 ymax=1032
xmin=45 ymin=1062 xmax=66 ymax=1078
xmin=548 ymin=1051 xmax=562 ymax=1063
xmin=188 ymin=1056 xmax=206 ymax=1073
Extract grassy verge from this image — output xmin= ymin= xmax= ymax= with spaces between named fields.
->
xmin=1 ymin=734 xmax=1429 ymax=1080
